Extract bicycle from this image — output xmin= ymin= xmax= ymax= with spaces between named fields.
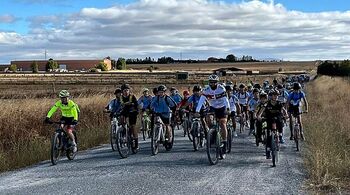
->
xmin=104 ymin=111 xmax=119 ymax=151
xmin=151 ymin=113 xmax=174 ymax=155
xmin=291 ymin=112 xmax=303 ymax=151
xmin=140 ymin=111 xmax=151 ymax=141
xmin=181 ymin=109 xmax=193 ymax=142
xmin=49 ymin=121 xmax=78 ymax=165
xmin=116 ymin=116 xmax=138 ymax=158
xmin=206 ymin=112 xmax=225 ymax=165
xmin=191 ymin=113 xmax=205 ymax=151
xmin=226 ymin=117 xmax=233 ymax=153
xmin=266 ymin=117 xmax=280 ymax=167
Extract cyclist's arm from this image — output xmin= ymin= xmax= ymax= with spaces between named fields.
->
xmin=195 ymin=95 xmax=207 ymax=113
xmin=223 ymin=95 xmax=231 ymax=112
xmin=46 ymin=101 xmax=59 ymax=118
xmin=256 ymin=106 xmax=265 ymax=119
xmin=72 ymin=103 xmax=79 ymax=121
xmin=302 ymin=96 xmax=309 ymax=112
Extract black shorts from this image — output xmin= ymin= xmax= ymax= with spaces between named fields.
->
xmin=60 ymin=117 xmax=75 ymax=125
xmin=267 ymin=118 xmax=283 ymax=133
xmin=121 ymin=112 xmax=138 ymax=125
xmin=288 ymin=105 xmax=301 ymax=116
xmin=159 ymin=115 xmax=170 ymax=125
xmin=209 ymin=106 xmax=227 ymax=119
xmin=240 ymin=105 xmax=248 ymax=112
xmin=230 ymin=111 xmax=236 ymax=118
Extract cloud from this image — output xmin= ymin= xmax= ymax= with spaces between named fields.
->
xmin=0 ymin=14 xmax=18 ymax=24
xmin=1 ymin=0 xmax=350 ymax=63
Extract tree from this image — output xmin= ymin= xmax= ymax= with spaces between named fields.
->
xmin=116 ymin=58 xmax=127 ymax=70
xmin=46 ymin=58 xmax=59 ymax=71
xmin=226 ymin=54 xmax=236 ymax=62
xmin=31 ymin=61 xmax=39 ymax=73
xmin=9 ymin=64 xmax=17 ymax=72
xmin=95 ymin=61 xmax=108 ymax=71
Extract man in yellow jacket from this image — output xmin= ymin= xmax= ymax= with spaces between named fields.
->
xmin=45 ymin=90 xmax=79 ymax=152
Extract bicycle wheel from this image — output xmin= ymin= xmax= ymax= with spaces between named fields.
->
xmin=116 ymin=127 xmax=129 ymax=158
xmin=227 ymin=125 xmax=232 ymax=153
xmin=151 ymin=126 xmax=160 ymax=155
xmin=192 ymin=121 xmax=200 ymax=151
xmin=165 ymin=126 xmax=174 ymax=151
xmin=294 ymin=123 xmax=300 ymax=151
xmin=50 ymin=132 xmax=61 ymax=165
xmin=239 ymin=115 xmax=245 ymax=133
xmin=110 ymin=124 xmax=117 ymax=151
xmin=186 ymin=120 xmax=193 ymax=142
xmin=206 ymin=129 xmax=219 ymax=165
xmin=141 ymin=118 xmax=146 ymax=141
xmin=271 ymin=132 xmax=278 ymax=167
xmin=67 ymin=132 xmax=77 ymax=160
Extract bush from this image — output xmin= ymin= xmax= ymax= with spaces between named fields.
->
xmin=46 ymin=59 xmax=59 ymax=71
xmin=9 ymin=64 xmax=17 ymax=72
xmin=31 ymin=61 xmax=39 ymax=73
xmin=317 ymin=60 xmax=350 ymax=76
xmin=95 ymin=61 xmax=108 ymax=71
xmin=116 ymin=58 xmax=127 ymax=70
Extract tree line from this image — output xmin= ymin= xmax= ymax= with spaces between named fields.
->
xmin=317 ymin=60 xmax=350 ymax=76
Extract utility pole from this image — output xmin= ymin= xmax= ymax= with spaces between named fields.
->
xmin=44 ymin=50 xmax=47 ymax=60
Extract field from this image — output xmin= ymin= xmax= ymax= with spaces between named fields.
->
xmin=303 ymin=76 xmax=350 ymax=192
xmin=128 ymin=61 xmax=318 ymax=71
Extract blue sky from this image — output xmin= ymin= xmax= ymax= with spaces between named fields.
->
xmin=0 ymin=0 xmax=349 ymax=63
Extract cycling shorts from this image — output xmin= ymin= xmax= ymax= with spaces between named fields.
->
xmin=208 ymin=106 xmax=227 ymax=119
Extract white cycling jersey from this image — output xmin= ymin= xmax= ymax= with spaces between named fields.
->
xmin=196 ymin=84 xmax=230 ymax=112
xmin=237 ymin=91 xmax=249 ymax=105
xmin=229 ymin=95 xmax=239 ymax=112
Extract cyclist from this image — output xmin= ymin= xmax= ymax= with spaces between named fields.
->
xmin=247 ymin=83 xmax=254 ymax=99
xmin=104 ymin=88 xmax=122 ymax=117
xmin=150 ymin=87 xmax=159 ymax=131
xmin=119 ymin=84 xmax=139 ymax=151
xmin=195 ymin=74 xmax=230 ymax=157
xmin=170 ymin=87 xmax=183 ymax=104
xmin=248 ymin=88 xmax=260 ymax=135
xmin=45 ymin=90 xmax=79 ymax=152
xmin=178 ymin=90 xmax=192 ymax=125
xmin=150 ymin=85 xmax=177 ymax=143
xmin=286 ymin=82 xmax=309 ymax=140
xmin=255 ymin=92 xmax=268 ymax=144
xmin=257 ymin=89 xmax=288 ymax=147
xmin=226 ymin=84 xmax=241 ymax=137
xmin=237 ymin=83 xmax=249 ymax=128
xmin=277 ymin=84 xmax=289 ymax=107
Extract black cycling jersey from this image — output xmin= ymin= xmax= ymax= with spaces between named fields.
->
xmin=264 ymin=100 xmax=283 ymax=119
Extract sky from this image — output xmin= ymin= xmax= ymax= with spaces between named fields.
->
xmin=0 ymin=0 xmax=349 ymax=63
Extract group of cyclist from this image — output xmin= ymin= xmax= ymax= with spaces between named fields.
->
xmin=43 ymin=73 xmax=309 ymax=160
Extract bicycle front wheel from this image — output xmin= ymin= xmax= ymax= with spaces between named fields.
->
xmin=116 ymin=127 xmax=129 ymax=158
xmin=206 ymin=129 xmax=219 ymax=165
xmin=110 ymin=124 xmax=117 ymax=151
xmin=271 ymin=133 xmax=278 ymax=167
xmin=192 ymin=121 xmax=200 ymax=151
xmin=151 ymin=126 xmax=160 ymax=155
xmin=294 ymin=124 xmax=300 ymax=151
xmin=50 ymin=132 xmax=61 ymax=165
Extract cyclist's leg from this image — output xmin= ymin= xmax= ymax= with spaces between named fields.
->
xmin=256 ymin=120 xmax=262 ymax=141
xmin=161 ymin=115 xmax=172 ymax=141
xmin=128 ymin=112 xmax=138 ymax=148
xmin=297 ymin=113 xmax=304 ymax=139
xmin=216 ymin=107 xmax=228 ymax=153
xmin=277 ymin=118 xmax=285 ymax=143
xmin=249 ymin=111 xmax=255 ymax=134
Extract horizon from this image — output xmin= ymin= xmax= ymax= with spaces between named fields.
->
xmin=1 ymin=0 xmax=350 ymax=63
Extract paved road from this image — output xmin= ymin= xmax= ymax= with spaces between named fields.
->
xmin=0 ymin=126 xmax=306 ymax=195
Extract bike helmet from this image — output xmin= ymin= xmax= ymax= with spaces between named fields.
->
xmin=142 ymin=88 xmax=149 ymax=93
xmin=121 ymin=83 xmax=130 ymax=91
xmin=152 ymin=87 xmax=158 ymax=95
xmin=170 ymin=87 xmax=176 ymax=91
xmin=193 ymin=85 xmax=202 ymax=92
xmin=277 ymin=84 xmax=283 ymax=89
xmin=269 ymin=89 xmax=280 ymax=96
xmin=225 ymin=85 xmax=233 ymax=91
xmin=247 ymin=83 xmax=252 ymax=88
xmin=253 ymin=88 xmax=260 ymax=93
xmin=114 ymin=88 xmax=122 ymax=95
xmin=59 ymin=90 xmax=70 ymax=98
xmin=157 ymin=85 xmax=167 ymax=92
xmin=293 ymin=82 xmax=302 ymax=90
xmin=208 ymin=74 xmax=219 ymax=82
xmin=259 ymin=92 xmax=268 ymax=99
xmin=239 ymin=83 xmax=245 ymax=89
xmin=226 ymin=81 xmax=233 ymax=85
xmin=253 ymin=83 xmax=261 ymax=89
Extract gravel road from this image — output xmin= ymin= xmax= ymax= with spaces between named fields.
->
xmin=0 ymin=125 xmax=306 ymax=195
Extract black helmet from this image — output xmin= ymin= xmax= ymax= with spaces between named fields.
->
xmin=114 ymin=88 xmax=122 ymax=95
xmin=239 ymin=83 xmax=245 ymax=89
xmin=121 ymin=83 xmax=130 ymax=91
xmin=158 ymin=85 xmax=167 ymax=92
xmin=253 ymin=88 xmax=260 ymax=93
xmin=170 ymin=87 xmax=176 ymax=91
xmin=273 ymin=79 xmax=278 ymax=84
xmin=259 ymin=92 xmax=268 ymax=99
xmin=269 ymin=89 xmax=280 ymax=96
xmin=193 ymin=85 xmax=202 ymax=92
xmin=152 ymin=87 xmax=158 ymax=95
xmin=293 ymin=82 xmax=302 ymax=90
xmin=225 ymin=85 xmax=233 ymax=91
xmin=253 ymin=83 xmax=261 ymax=89
xmin=277 ymin=84 xmax=283 ymax=89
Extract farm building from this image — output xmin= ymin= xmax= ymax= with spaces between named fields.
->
xmin=10 ymin=58 xmax=112 ymax=71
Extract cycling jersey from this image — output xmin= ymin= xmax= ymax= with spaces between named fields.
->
xmin=248 ymin=97 xmax=259 ymax=111
xmin=137 ymin=95 xmax=153 ymax=109
xmin=229 ymin=94 xmax=239 ymax=112
xmin=47 ymin=100 xmax=79 ymax=121
xmin=187 ymin=94 xmax=207 ymax=112
xmin=278 ymin=90 xmax=289 ymax=103
xmin=120 ymin=95 xmax=138 ymax=113
xmin=150 ymin=95 xmax=177 ymax=118
xmin=288 ymin=91 xmax=305 ymax=106
xmin=237 ymin=91 xmax=249 ymax=105
xmin=170 ymin=93 xmax=183 ymax=104
xmin=264 ymin=100 xmax=283 ymax=119
xmin=107 ymin=98 xmax=122 ymax=114
xmin=196 ymin=84 xmax=230 ymax=112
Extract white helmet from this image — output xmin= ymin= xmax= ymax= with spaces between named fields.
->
xmin=208 ymin=74 xmax=219 ymax=82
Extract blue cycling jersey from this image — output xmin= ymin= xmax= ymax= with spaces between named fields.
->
xmin=150 ymin=95 xmax=177 ymax=118
xmin=188 ymin=94 xmax=206 ymax=112
xmin=288 ymin=91 xmax=305 ymax=106
xmin=107 ymin=98 xmax=121 ymax=114
xmin=170 ymin=94 xmax=183 ymax=104
xmin=137 ymin=95 xmax=153 ymax=109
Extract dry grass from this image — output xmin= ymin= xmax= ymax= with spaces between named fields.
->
xmin=0 ymin=95 xmax=111 ymax=172
xmin=304 ymin=76 xmax=350 ymax=192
